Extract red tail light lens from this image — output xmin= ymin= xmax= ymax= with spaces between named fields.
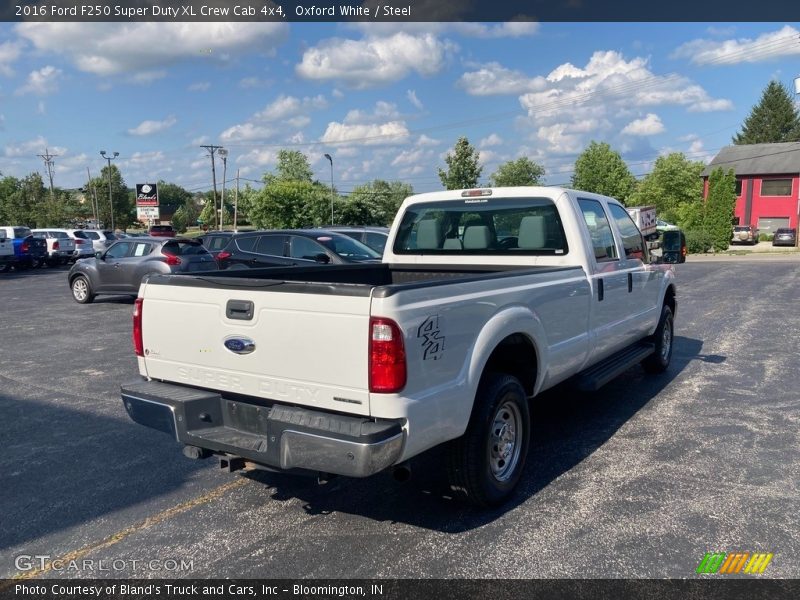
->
xmin=133 ymin=298 xmax=144 ymax=356
xmin=21 ymin=241 xmax=29 ymax=253
xmin=216 ymin=251 xmax=231 ymax=261
xmin=369 ymin=317 xmax=406 ymax=393
xmin=163 ymin=252 xmax=181 ymax=266
xmin=53 ymin=240 xmax=59 ymax=250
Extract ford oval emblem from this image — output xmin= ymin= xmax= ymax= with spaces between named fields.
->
xmin=224 ymin=336 xmax=256 ymax=355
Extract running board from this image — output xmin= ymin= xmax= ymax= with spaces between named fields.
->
xmin=573 ymin=342 xmax=655 ymax=392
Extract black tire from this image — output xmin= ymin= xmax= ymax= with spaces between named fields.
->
xmin=70 ymin=275 xmax=95 ymax=304
xmin=446 ymin=373 xmax=530 ymax=507
xmin=642 ymin=304 xmax=674 ymax=374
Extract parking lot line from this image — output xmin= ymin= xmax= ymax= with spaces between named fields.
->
xmin=5 ymin=478 xmax=248 ymax=583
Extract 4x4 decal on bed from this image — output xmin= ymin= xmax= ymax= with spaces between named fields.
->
xmin=418 ymin=316 xmax=445 ymax=361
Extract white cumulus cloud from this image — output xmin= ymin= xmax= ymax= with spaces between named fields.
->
xmin=459 ymin=62 xmax=547 ymax=96
xmin=0 ymin=41 xmax=22 ymax=76
xmin=321 ymin=121 xmax=410 ymax=146
xmin=15 ymin=23 xmax=289 ymax=79
xmin=672 ymin=25 xmax=800 ymax=66
xmin=128 ymin=116 xmax=177 ymax=136
xmin=297 ymin=32 xmax=453 ymax=88
xmin=621 ymin=113 xmax=665 ymax=136
xmin=16 ymin=65 xmax=62 ymax=95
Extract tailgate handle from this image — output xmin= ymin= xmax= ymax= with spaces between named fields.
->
xmin=226 ymin=300 xmax=254 ymax=321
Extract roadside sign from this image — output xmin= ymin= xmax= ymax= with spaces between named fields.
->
xmin=137 ymin=206 xmax=160 ymax=220
xmin=136 ymin=183 xmax=159 ymax=207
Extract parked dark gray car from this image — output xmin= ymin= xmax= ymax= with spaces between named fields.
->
xmin=67 ymin=237 xmax=217 ymax=304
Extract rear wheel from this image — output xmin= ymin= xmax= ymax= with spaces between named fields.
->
xmin=446 ymin=373 xmax=530 ymax=507
xmin=642 ymin=304 xmax=673 ymax=373
xmin=71 ymin=275 xmax=95 ymax=304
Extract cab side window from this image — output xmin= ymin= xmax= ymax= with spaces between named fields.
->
xmin=105 ymin=242 xmax=132 ymax=259
xmin=608 ymin=204 xmax=647 ymax=262
xmin=578 ymin=199 xmax=618 ymax=262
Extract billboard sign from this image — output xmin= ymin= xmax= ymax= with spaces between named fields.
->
xmin=136 ymin=183 xmax=159 ymax=207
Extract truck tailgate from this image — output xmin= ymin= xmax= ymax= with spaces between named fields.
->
xmin=139 ymin=278 xmax=373 ymax=416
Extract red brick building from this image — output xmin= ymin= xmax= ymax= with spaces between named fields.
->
xmin=701 ymin=142 xmax=800 ymax=233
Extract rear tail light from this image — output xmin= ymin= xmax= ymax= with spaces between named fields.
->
xmin=133 ymin=298 xmax=144 ymax=356
xmin=163 ymin=252 xmax=181 ymax=266
xmin=369 ymin=317 xmax=406 ymax=393
xmin=216 ymin=251 xmax=231 ymax=261
xmin=21 ymin=241 xmax=29 ymax=253
xmin=53 ymin=241 xmax=59 ymax=250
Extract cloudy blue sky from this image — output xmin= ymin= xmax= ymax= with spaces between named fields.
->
xmin=1 ymin=21 xmax=799 ymax=194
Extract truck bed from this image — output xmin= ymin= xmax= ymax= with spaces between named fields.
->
xmin=146 ymin=262 xmax=582 ymax=297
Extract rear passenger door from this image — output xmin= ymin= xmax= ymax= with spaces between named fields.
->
xmin=607 ymin=203 xmax=662 ymax=338
xmin=577 ymin=198 xmax=631 ymax=361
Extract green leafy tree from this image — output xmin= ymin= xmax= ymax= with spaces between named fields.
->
xmin=571 ymin=141 xmax=637 ymax=204
xmin=733 ymin=80 xmax=800 ymax=144
xmin=628 ymin=153 xmax=705 ymax=224
xmin=490 ymin=157 xmax=545 ymax=187
xmin=338 ymin=180 xmax=413 ymax=225
xmin=88 ymin=165 xmax=131 ymax=230
xmin=438 ymin=136 xmax=482 ymax=190
xmin=249 ymin=179 xmax=329 ymax=229
xmin=265 ymin=149 xmax=314 ymax=183
xmin=704 ymin=168 xmax=737 ymax=252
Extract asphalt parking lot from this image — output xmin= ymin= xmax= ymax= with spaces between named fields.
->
xmin=0 ymin=258 xmax=798 ymax=579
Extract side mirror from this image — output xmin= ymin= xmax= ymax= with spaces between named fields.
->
xmin=661 ymin=230 xmax=687 ymax=264
xmin=314 ymin=253 xmax=331 ymax=264
xmin=95 ymin=251 xmax=104 ymax=259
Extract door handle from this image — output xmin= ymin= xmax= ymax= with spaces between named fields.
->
xmin=627 ymin=272 xmax=633 ymax=293
xmin=598 ymin=278 xmax=604 ymax=302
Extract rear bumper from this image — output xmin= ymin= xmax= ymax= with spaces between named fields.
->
xmin=121 ymin=380 xmax=405 ymax=478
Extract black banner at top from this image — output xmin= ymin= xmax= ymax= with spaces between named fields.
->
xmin=3 ymin=0 xmax=800 ymax=22
xmin=135 ymin=183 xmax=159 ymax=207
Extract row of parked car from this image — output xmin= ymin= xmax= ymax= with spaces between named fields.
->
xmin=0 ymin=224 xmax=185 ymax=273
xmin=731 ymin=224 xmax=797 ymax=246
xmin=65 ymin=226 xmax=390 ymax=303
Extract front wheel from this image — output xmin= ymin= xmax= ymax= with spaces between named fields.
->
xmin=446 ymin=373 xmax=530 ymax=507
xmin=71 ymin=275 xmax=95 ymax=304
xmin=642 ymin=304 xmax=673 ymax=373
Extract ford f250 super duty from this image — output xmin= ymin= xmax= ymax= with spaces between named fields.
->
xmin=121 ymin=187 xmax=680 ymax=506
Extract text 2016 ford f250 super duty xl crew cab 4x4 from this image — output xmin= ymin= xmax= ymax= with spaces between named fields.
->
xmin=121 ymin=187 xmax=680 ymax=506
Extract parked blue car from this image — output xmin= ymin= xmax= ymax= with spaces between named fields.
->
xmin=0 ymin=226 xmax=48 ymax=269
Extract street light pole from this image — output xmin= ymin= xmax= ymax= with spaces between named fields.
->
xmin=99 ymin=150 xmax=119 ymax=231
xmin=324 ymin=153 xmax=334 ymax=225
xmin=218 ymin=148 xmax=228 ymax=231
xmin=795 ymin=76 xmax=800 ymax=248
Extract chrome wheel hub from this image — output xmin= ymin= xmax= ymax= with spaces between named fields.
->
xmin=489 ymin=400 xmax=523 ymax=482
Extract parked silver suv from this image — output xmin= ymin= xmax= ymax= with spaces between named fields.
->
xmin=82 ymin=230 xmax=120 ymax=253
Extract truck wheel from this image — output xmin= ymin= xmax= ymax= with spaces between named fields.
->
xmin=446 ymin=373 xmax=530 ymax=507
xmin=642 ymin=304 xmax=673 ymax=374
xmin=71 ymin=275 xmax=95 ymax=304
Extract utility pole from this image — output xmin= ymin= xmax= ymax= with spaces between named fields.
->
xmin=100 ymin=150 xmax=119 ymax=231
xmin=201 ymin=144 xmax=223 ymax=230
xmin=324 ymin=153 xmax=334 ymax=225
xmin=86 ymin=167 xmax=99 ymax=227
xmin=219 ymin=148 xmax=228 ymax=231
xmin=233 ymin=169 xmax=240 ymax=232
xmin=37 ymin=147 xmax=57 ymax=203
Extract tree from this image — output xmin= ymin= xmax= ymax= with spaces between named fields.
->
xmin=490 ymin=157 xmax=545 ymax=187
xmin=438 ymin=136 xmax=482 ymax=190
xmin=571 ymin=141 xmax=637 ymax=204
xmin=733 ymin=81 xmax=800 ymax=145
xmin=266 ymin=149 xmax=314 ymax=183
xmin=249 ymin=179 xmax=329 ymax=229
xmin=338 ymin=180 xmax=413 ymax=226
xmin=704 ymin=168 xmax=737 ymax=252
xmin=87 ymin=165 xmax=131 ymax=230
xmin=627 ymin=152 xmax=705 ymax=224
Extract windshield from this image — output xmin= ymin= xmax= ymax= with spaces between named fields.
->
xmin=393 ymin=197 xmax=568 ymax=255
xmin=315 ymin=233 xmax=381 ymax=260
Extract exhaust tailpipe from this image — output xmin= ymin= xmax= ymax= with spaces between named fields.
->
xmin=392 ymin=463 xmax=412 ymax=483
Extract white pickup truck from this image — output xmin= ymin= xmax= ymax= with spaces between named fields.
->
xmin=122 ymin=187 xmax=680 ymax=506
xmin=0 ymin=231 xmax=13 ymax=271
